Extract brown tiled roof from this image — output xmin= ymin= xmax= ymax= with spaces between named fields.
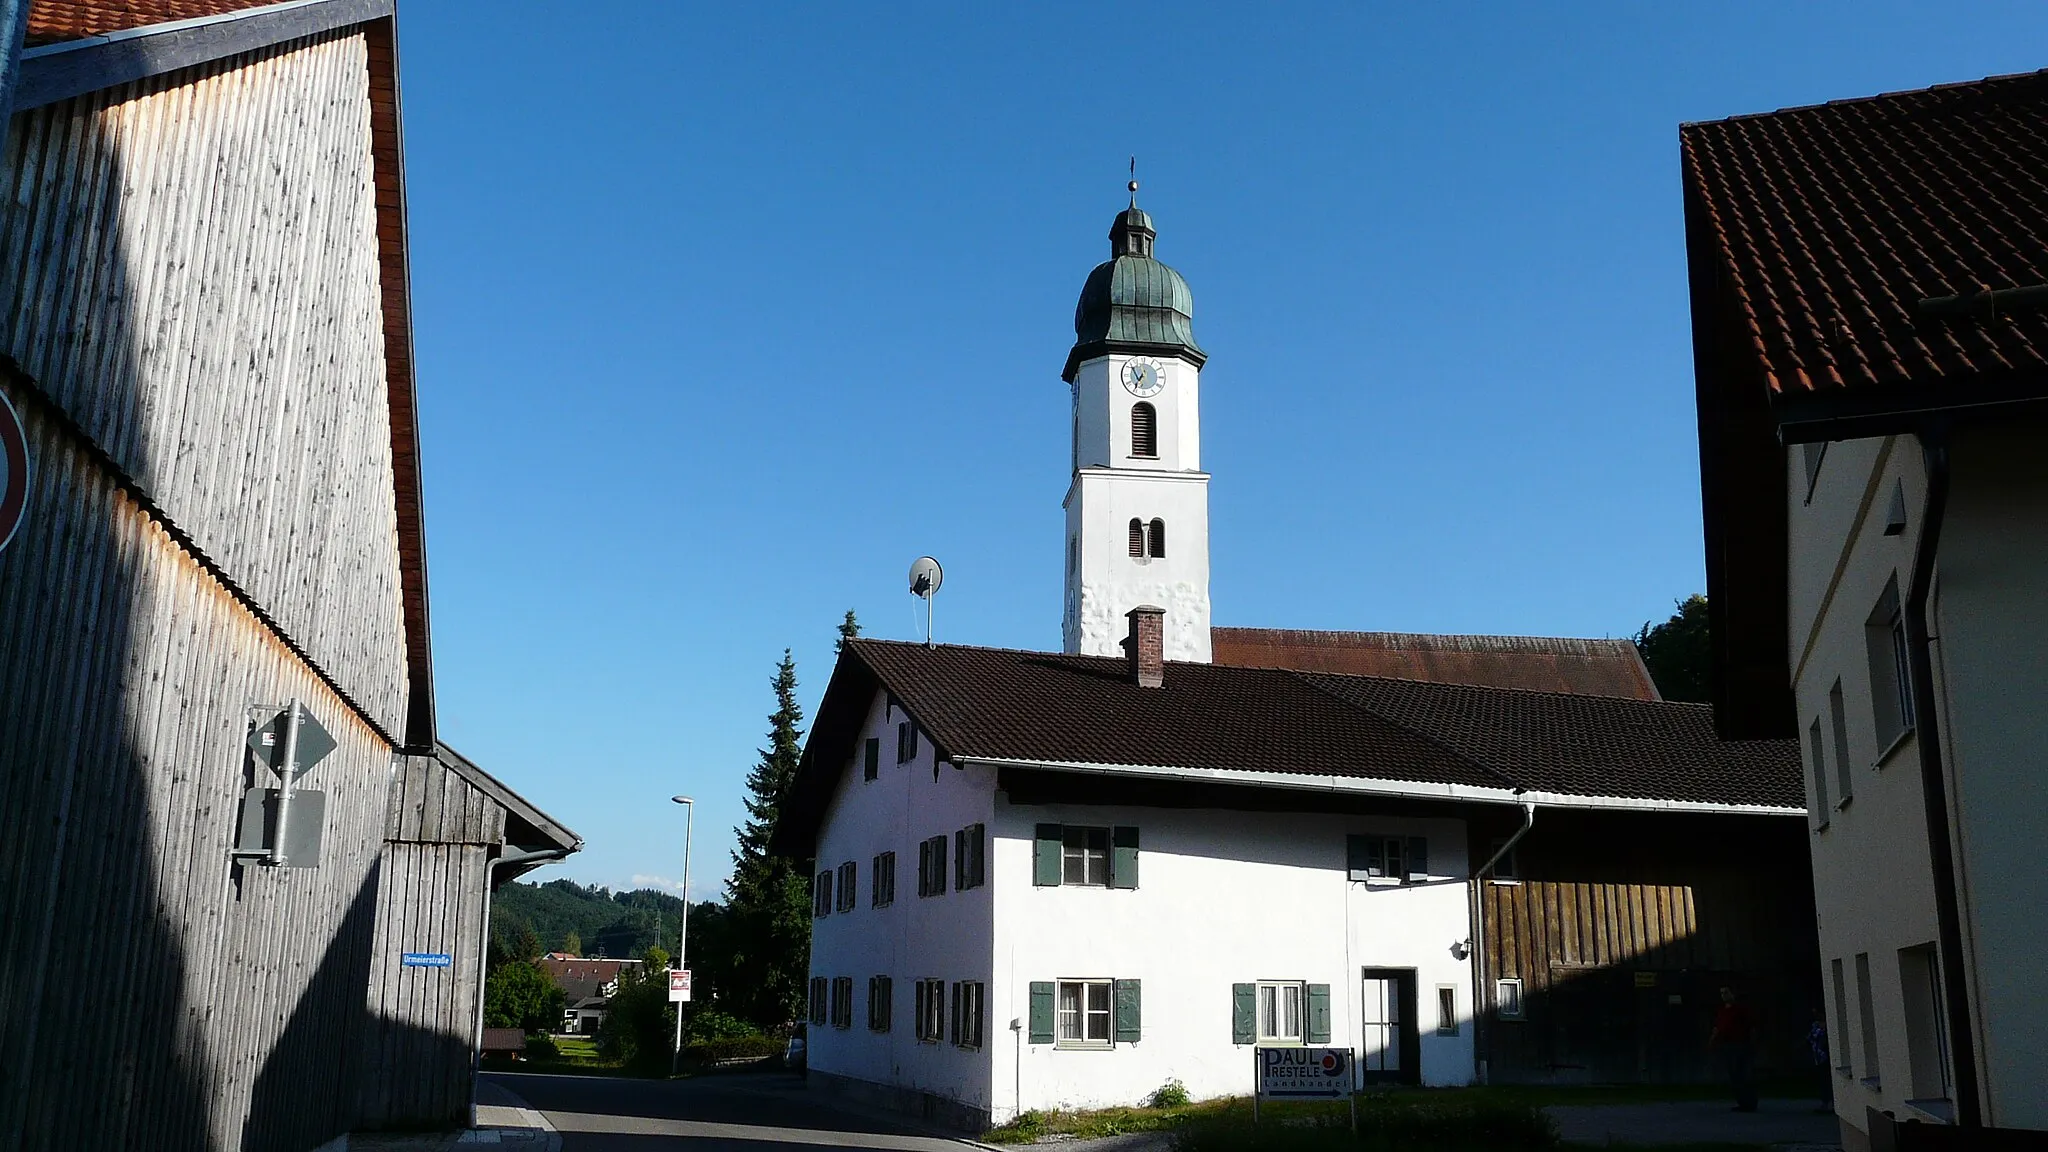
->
xmin=25 ymin=0 xmax=280 ymax=44
xmin=1681 ymin=70 xmax=2048 ymax=406
xmin=777 ymin=640 xmax=1801 ymax=855
xmin=1212 ymin=627 xmax=1659 ymax=700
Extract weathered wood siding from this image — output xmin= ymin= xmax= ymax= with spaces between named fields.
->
xmin=0 ymin=27 xmax=420 ymax=1152
xmin=1475 ymin=809 xmax=1819 ymax=1084
xmin=0 ymin=376 xmax=393 ymax=1151
xmin=0 ymin=28 xmax=407 ymax=738
xmin=358 ymin=756 xmax=506 ymax=1130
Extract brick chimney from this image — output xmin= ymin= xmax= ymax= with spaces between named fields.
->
xmin=1123 ymin=605 xmax=1166 ymax=688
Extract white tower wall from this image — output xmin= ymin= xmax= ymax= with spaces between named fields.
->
xmin=1062 ymin=353 xmax=1213 ymax=661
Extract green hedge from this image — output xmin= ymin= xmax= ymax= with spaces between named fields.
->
xmin=682 ymin=1035 xmax=784 ymax=1064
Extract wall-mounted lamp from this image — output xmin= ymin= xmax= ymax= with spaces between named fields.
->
xmin=1450 ymin=938 xmax=1473 ymax=961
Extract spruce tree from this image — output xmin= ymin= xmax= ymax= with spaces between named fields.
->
xmin=835 ymin=610 xmax=861 ymax=655
xmin=719 ymin=650 xmax=812 ymax=1028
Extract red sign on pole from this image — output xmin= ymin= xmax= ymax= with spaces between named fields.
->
xmin=668 ymin=968 xmax=692 ymax=1003
xmin=0 ymin=391 xmax=28 ymax=555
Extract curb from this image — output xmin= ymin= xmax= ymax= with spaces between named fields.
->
xmin=467 ymin=1081 xmax=562 ymax=1152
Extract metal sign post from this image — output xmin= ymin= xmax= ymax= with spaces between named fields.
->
xmin=0 ymin=389 xmax=30 ymax=555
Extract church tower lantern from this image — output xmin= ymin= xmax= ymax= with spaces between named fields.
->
xmin=1062 ymin=182 xmax=1213 ymax=662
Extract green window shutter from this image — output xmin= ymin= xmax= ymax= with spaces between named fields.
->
xmin=863 ymin=738 xmax=879 ymax=781
xmin=1232 ymin=983 xmax=1256 ymax=1044
xmin=954 ymin=829 xmax=966 ymax=890
xmin=1029 ymin=981 xmax=1056 ymax=1043
xmin=1346 ymin=834 xmax=1372 ymax=881
xmin=1114 ymin=979 xmax=1142 ymax=1043
xmin=1307 ymin=984 xmax=1332 ymax=1044
xmin=950 ymin=981 xmax=962 ymax=1045
xmin=1407 ymin=836 xmax=1429 ymax=882
xmin=934 ymin=835 xmax=948 ymax=894
xmin=1033 ymin=824 xmax=1063 ymax=886
xmin=1110 ymin=825 xmax=1140 ymax=889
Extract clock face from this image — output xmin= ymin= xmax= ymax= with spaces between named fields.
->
xmin=1122 ymin=359 xmax=1164 ymax=397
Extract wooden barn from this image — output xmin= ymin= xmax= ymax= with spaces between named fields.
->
xmin=0 ymin=3 xmax=576 ymax=1148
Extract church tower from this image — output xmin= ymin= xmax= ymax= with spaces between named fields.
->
xmin=1061 ymin=187 xmax=1213 ymax=662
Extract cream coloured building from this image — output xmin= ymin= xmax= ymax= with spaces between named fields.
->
xmin=1684 ymin=71 xmax=2048 ymax=1148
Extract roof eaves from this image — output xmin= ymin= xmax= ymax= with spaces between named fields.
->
xmin=14 ymin=0 xmax=393 ymax=110
xmin=1677 ymin=67 xmax=2048 ymax=130
xmin=435 ymin=742 xmax=582 ymax=854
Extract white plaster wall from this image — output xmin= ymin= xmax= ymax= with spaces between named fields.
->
xmin=987 ymin=801 xmax=1474 ymax=1122
xmin=807 ymin=689 xmax=998 ymax=1115
xmin=1925 ymin=422 xmax=2048 ymax=1130
xmin=1071 ymin=355 xmax=1202 ymax=472
xmin=1065 ymin=469 xmax=1212 ymax=662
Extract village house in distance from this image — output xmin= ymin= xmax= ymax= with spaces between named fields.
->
xmin=1685 ymin=69 xmax=2048 ymax=1148
xmin=774 ymin=194 xmax=1814 ymax=1130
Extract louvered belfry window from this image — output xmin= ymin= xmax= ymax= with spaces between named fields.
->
xmin=1128 ymin=519 xmax=1145 ymax=557
xmin=1131 ymin=402 xmax=1158 ymax=457
xmin=1148 ymin=519 xmax=1166 ymax=558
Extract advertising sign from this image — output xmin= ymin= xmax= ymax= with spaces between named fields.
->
xmin=1257 ymin=1046 xmax=1353 ymax=1099
xmin=0 ymin=390 xmax=29 ymax=555
xmin=668 ymin=968 xmax=692 ymax=1003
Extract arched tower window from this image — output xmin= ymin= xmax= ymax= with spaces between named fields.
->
xmin=1148 ymin=519 xmax=1167 ymax=558
xmin=1130 ymin=402 xmax=1158 ymax=458
xmin=1128 ymin=519 xmax=1145 ymax=557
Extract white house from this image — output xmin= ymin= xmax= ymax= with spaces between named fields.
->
xmin=770 ymin=194 xmax=1808 ymax=1131
xmin=1685 ymin=71 xmax=2048 ymax=1146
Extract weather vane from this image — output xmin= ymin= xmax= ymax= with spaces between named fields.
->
xmin=1129 ymin=156 xmax=1139 ymax=207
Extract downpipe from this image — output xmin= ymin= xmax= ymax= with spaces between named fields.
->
xmin=1466 ymin=798 xmax=1535 ymax=1085
xmin=470 ymin=845 xmax=573 ymax=1123
xmin=1902 ymin=433 xmax=1980 ymax=1127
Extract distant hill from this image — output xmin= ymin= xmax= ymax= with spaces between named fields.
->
xmin=492 ymin=878 xmax=700 ymax=960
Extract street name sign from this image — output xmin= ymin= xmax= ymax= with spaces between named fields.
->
xmin=402 ymin=953 xmax=453 ymax=968
xmin=668 ymin=969 xmax=692 ymax=1003
xmin=0 ymin=389 xmax=29 ymax=554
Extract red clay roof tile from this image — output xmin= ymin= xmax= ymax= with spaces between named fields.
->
xmin=25 ymin=0 xmax=281 ymax=44
xmin=1212 ymin=627 xmax=1660 ymax=700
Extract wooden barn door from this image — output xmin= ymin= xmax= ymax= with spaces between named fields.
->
xmin=1359 ymin=968 xmax=1420 ymax=1085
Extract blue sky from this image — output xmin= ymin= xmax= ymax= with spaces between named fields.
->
xmin=398 ymin=2 xmax=2048 ymax=900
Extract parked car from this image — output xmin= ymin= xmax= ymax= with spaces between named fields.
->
xmin=783 ymin=1022 xmax=806 ymax=1074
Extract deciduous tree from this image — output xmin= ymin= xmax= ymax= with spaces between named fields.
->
xmin=1635 ymin=594 xmax=1712 ymax=704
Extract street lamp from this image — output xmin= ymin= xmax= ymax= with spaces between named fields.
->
xmin=669 ymin=795 xmax=694 ymax=1076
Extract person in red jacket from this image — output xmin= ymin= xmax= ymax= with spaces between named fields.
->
xmin=1709 ymin=986 xmax=1759 ymax=1112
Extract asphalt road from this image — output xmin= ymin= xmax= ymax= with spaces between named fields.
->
xmin=482 ymin=1070 xmax=978 ymax=1152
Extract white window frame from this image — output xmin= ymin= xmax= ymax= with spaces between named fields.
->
xmin=1495 ymin=978 xmax=1524 ymax=1020
xmin=955 ymin=980 xmax=986 ymax=1050
xmin=1435 ymin=985 xmax=1459 ymax=1036
xmin=1255 ymin=980 xmax=1306 ymax=1045
xmin=915 ymin=977 xmax=945 ymax=1044
xmin=1061 ymin=826 xmax=1110 ymax=887
xmin=1366 ymin=836 xmax=1407 ymax=886
xmin=1055 ymin=978 xmax=1114 ymax=1049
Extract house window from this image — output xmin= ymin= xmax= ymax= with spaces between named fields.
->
xmin=868 ymin=976 xmax=893 ymax=1032
xmin=863 ymin=738 xmax=880 ymax=782
xmin=1347 ymin=834 xmax=1428 ymax=884
xmin=1830 ymin=679 xmax=1853 ymax=806
xmin=1486 ymin=839 xmax=1520 ymax=882
xmin=812 ymin=870 xmax=832 ymax=918
xmin=1056 ymin=980 xmax=1113 ymax=1048
xmin=1062 ymin=826 xmax=1110 ymax=886
xmin=1257 ymin=981 xmax=1305 ymax=1044
xmin=1808 ymin=719 xmax=1831 ymax=830
xmin=954 ymin=824 xmax=986 ymax=890
xmin=872 ymin=851 xmax=896 ymax=907
xmin=1855 ymin=952 xmax=1882 ymax=1086
xmin=914 ymin=978 xmax=946 ymax=1043
xmin=1131 ymin=401 xmax=1158 ymax=457
xmin=1866 ymin=576 xmax=1915 ymax=751
xmin=897 ymin=720 xmax=918 ymax=763
xmin=1147 ymin=518 xmax=1166 ymax=558
xmin=1128 ymin=518 xmax=1145 ymax=557
xmin=1436 ymin=986 xmax=1459 ymax=1036
xmin=1898 ymin=944 xmax=1952 ymax=1104
xmin=951 ymin=980 xmax=986 ymax=1049
xmin=1830 ymin=958 xmax=1852 ymax=1073
xmin=832 ymin=976 xmax=854 ymax=1030
xmin=1496 ymin=978 xmax=1524 ymax=1021
xmin=808 ymin=976 xmax=828 ymax=1026
xmin=836 ymin=861 xmax=856 ymax=912
xmin=918 ymin=835 xmax=948 ymax=897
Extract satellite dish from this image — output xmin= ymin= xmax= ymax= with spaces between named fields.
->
xmin=908 ymin=556 xmax=943 ymax=646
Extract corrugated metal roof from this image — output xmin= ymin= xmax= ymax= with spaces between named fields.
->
xmin=1212 ymin=627 xmax=1661 ymax=700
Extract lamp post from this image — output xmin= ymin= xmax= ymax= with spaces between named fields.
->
xmin=669 ymin=795 xmax=694 ymax=1076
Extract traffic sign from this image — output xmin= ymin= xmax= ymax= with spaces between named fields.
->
xmin=248 ymin=703 xmax=337 ymax=777
xmin=0 ymin=389 xmax=29 ymax=554
xmin=668 ymin=969 xmax=692 ymax=1003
